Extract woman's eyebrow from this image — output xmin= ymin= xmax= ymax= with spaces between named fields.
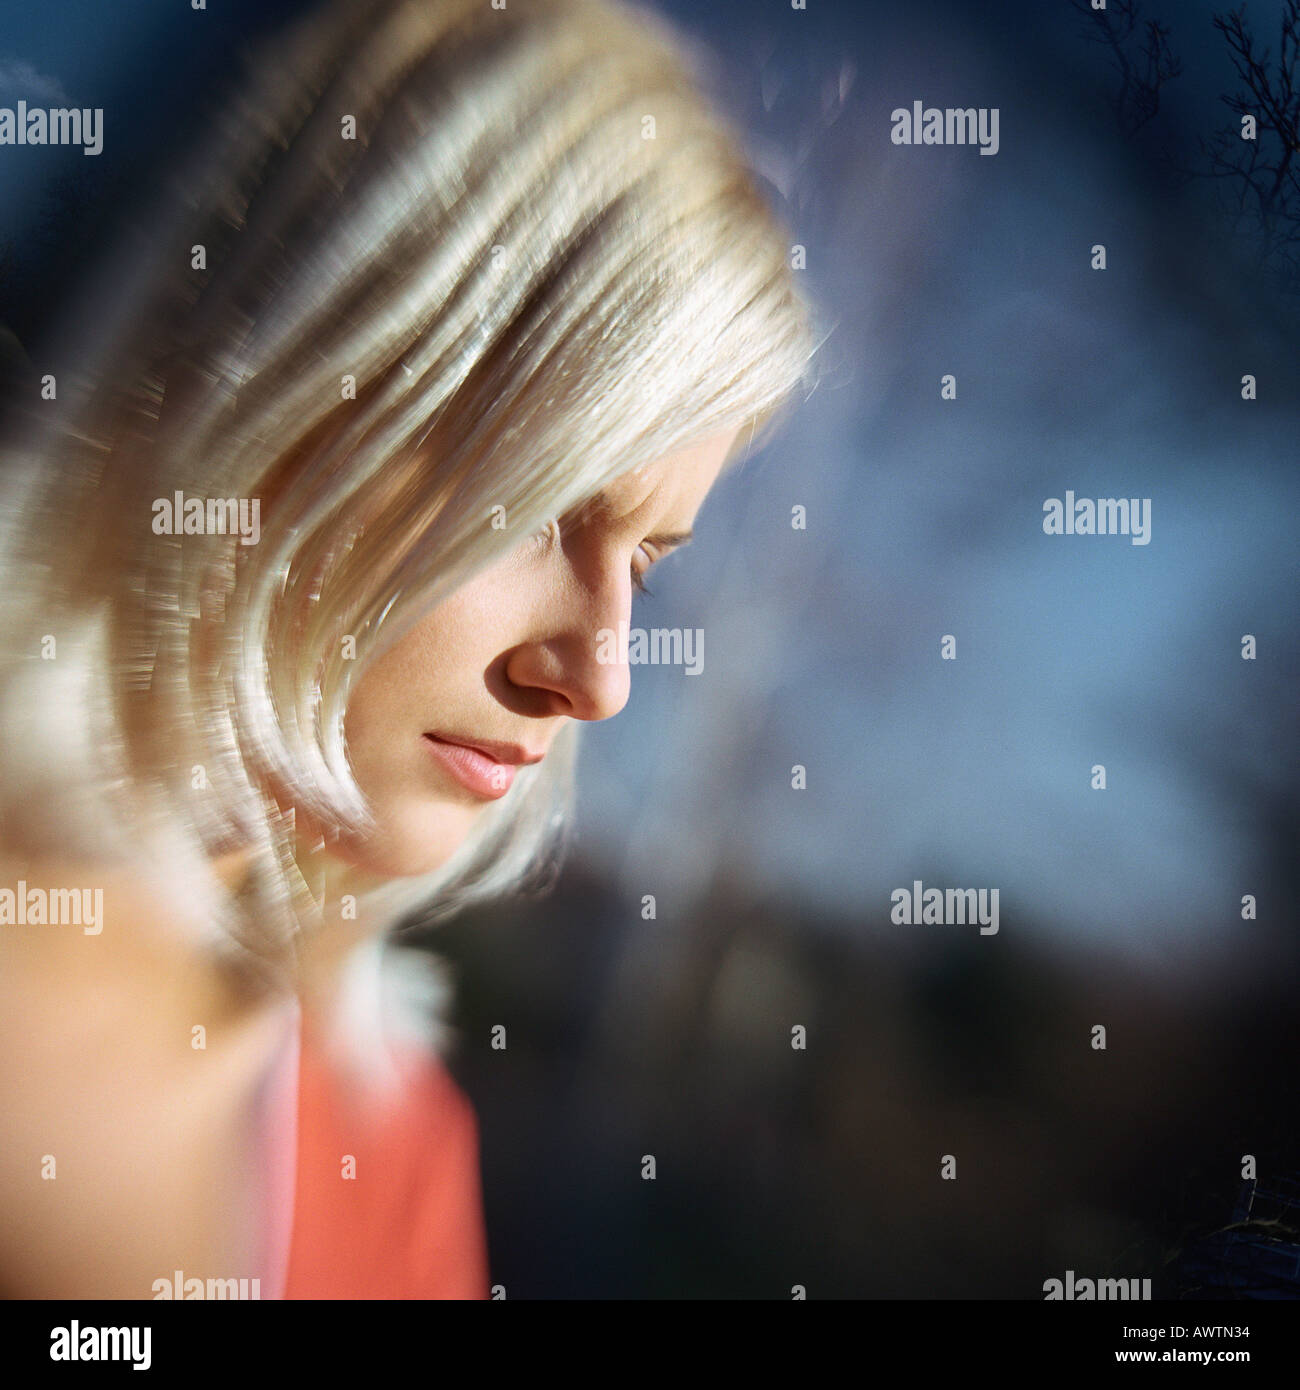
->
xmin=562 ymin=491 xmax=693 ymax=549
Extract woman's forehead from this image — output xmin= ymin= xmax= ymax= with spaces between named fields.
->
xmin=573 ymin=427 xmax=740 ymax=525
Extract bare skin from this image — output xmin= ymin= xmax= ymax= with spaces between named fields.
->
xmin=0 ymin=429 xmax=739 ymax=1296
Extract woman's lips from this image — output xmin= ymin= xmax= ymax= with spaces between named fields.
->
xmin=422 ymin=734 xmax=518 ymax=800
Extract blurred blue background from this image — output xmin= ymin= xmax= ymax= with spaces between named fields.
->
xmin=573 ymin=0 xmax=1300 ymax=975
xmin=2 ymin=0 xmax=1296 ymax=1298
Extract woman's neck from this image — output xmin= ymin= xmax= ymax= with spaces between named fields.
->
xmin=209 ymin=839 xmax=388 ymax=1025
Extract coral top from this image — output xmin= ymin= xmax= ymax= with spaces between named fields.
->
xmin=262 ymin=1013 xmax=490 ymax=1300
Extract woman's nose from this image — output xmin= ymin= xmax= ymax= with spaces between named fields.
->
xmin=503 ymin=567 xmax=634 ymax=722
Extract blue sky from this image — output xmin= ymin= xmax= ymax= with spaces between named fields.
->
xmin=571 ymin=0 xmax=1300 ymax=971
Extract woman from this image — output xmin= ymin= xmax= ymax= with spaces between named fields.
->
xmin=0 ymin=0 xmax=815 ymax=1298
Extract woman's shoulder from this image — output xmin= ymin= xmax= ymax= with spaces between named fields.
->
xmin=0 ymin=847 xmax=212 ymax=939
xmin=0 ymin=848 xmax=300 ymax=1297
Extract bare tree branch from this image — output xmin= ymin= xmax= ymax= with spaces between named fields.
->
xmin=1196 ymin=1 xmax=1300 ymax=285
xmin=1071 ymin=0 xmax=1183 ymax=133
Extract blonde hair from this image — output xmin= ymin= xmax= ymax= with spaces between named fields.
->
xmin=0 ymin=0 xmax=817 ymax=992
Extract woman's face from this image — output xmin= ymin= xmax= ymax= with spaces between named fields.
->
xmin=337 ymin=428 xmax=741 ymax=877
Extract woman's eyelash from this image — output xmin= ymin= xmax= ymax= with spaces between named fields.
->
xmin=631 ymin=542 xmax=658 ymax=597
xmin=534 ymin=520 xmax=655 ymax=596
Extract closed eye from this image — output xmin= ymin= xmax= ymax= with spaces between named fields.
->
xmin=531 ymin=515 xmax=693 ymax=599
xmin=631 ymin=530 xmax=693 ymax=599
